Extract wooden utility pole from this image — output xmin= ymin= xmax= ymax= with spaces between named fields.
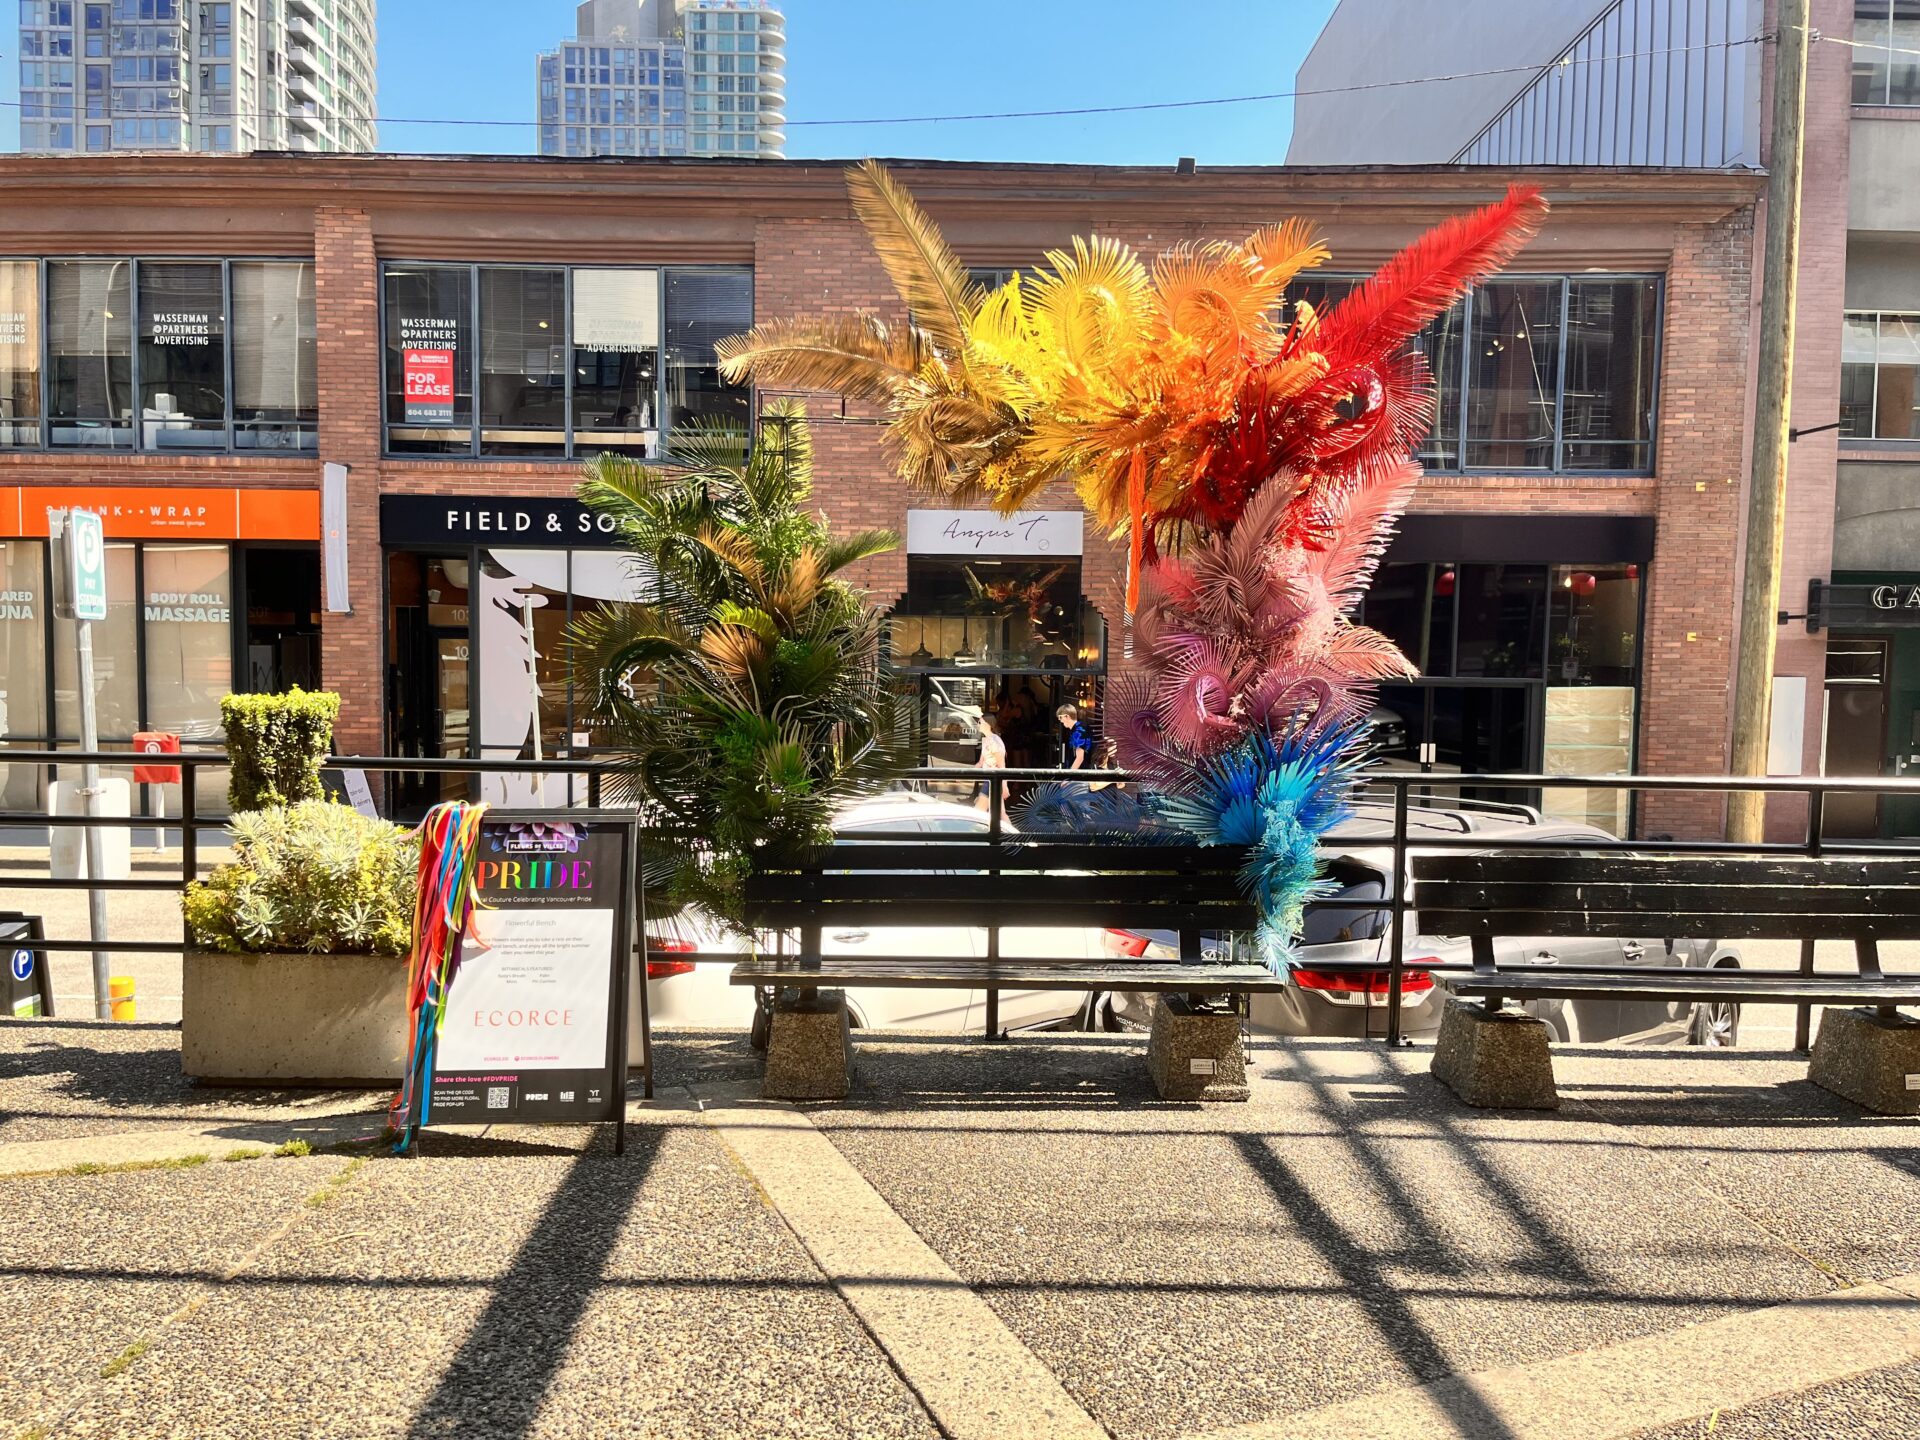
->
xmin=1727 ymin=0 xmax=1811 ymax=844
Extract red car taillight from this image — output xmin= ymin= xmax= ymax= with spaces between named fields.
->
xmin=1292 ymin=966 xmax=1435 ymax=995
xmin=645 ymin=936 xmax=697 ymax=980
xmin=1103 ymin=928 xmax=1151 ymax=957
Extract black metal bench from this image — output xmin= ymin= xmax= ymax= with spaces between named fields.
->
xmin=735 ymin=840 xmax=1287 ymax=1101
xmin=1410 ymin=852 xmax=1920 ymax=1114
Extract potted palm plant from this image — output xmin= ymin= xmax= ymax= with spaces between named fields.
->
xmin=181 ymin=799 xmax=419 ymax=1084
xmin=570 ymin=400 xmax=915 ymax=934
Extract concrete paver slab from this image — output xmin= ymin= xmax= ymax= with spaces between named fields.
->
xmin=45 ymin=1117 xmax=941 ymax=1440
xmin=1202 ymin=1273 xmax=1920 ymax=1440
xmin=810 ymin=1034 xmax=1846 ymax=1440
xmin=0 ymin=1154 xmax=352 ymax=1432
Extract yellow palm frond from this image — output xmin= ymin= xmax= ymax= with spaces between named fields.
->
xmin=697 ymin=525 xmax=769 ymax=600
xmin=1243 ymin=220 xmax=1331 ymax=289
xmin=846 ymin=160 xmax=982 ymax=358
xmin=769 ymin=547 xmax=824 ymax=623
xmin=715 ymin=313 xmax=923 ymax=402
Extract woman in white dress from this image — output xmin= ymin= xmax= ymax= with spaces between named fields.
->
xmin=974 ymin=712 xmax=1007 ymax=811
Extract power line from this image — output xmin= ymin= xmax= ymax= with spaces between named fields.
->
xmin=3 ymin=33 xmax=1769 ymax=134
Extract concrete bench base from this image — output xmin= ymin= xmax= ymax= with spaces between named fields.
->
xmin=1432 ymin=999 xmax=1560 ymax=1110
xmin=1809 ymin=1006 xmax=1920 ymax=1117
xmin=762 ymin=988 xmax=853 ymax=1101
xmin=1147 ymin=996 xmax=1249 ymax=1102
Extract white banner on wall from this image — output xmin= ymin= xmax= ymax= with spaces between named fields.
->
xmin=905 ymin=509 xmax=1083 ymax=557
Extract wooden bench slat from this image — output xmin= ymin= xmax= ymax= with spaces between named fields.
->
xmin=1441 ymin=972 xmax=1920 ymax=1006
xmin=759 ymin=843 xmax=1250 ymax=874
xmin=1414 ymin=853 xmax=1919 ymax=886
xmin=1412 ymin=880 xmax=1920 ymax=918
xmin=1414 ymin=909 xmax=1920 ymax=941
xmin=745 ymin=900 xmax=1258 ymax=929
xmin=748 ymin=873 xmax=1249 ymax=905
xmin=730 ymin=957 xmax=1288 ymax=992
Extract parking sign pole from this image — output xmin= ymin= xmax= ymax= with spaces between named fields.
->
xmin=54 ymin=510 xmax=113 ymax=1019
xmin=75 ymin=613 xmax=111 ymax=1018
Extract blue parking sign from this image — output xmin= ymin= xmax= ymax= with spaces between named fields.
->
xmin=9 ymin=949 xmax=31 ymax=983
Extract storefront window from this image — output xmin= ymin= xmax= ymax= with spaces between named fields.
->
xmin=890 ymin=557 xmax=1092 ymax=672
xmin=231 ymin=260 xmax=316 ymax=450
xmin=665 ymin=268 xmax=753 ymax=432
xmin=0 ymin=262 xmax=41 ymax=448
xmin=47 ymin=259 xmax=133 ymax=449
xmin=385 ymin=264 xmax=474 ymax=455
xmin=1543 ymin=563 xmax=1641 ymax=833
xmin=1455 ymin=564 xmax=1548 ymax=678
xmin=479 ymin=268 xmax=567 ymax=457
xmin=1465 ymin=281 xmax=1560 ymax=469
xmin=137 ymin=260 xmax=226 ymax=447
xmin=53 ymin=539 xmax=139 ymax=739
xmin=571 ymin=268 xmax=659 ymax=456
xmin=0 ymin=542 xmax=47 ymax=810
xmin=142 ymin=542 xmax=232 ymax=813
xmin=1416 ymin=303 xmax=1465 ymax=470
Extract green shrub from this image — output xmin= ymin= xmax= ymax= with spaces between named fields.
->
xmin=221 ymin=688 xmax=340 ymax=813
xmin=183 ymin=800 xmax=418 ymax=957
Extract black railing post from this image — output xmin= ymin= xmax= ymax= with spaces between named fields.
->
xmin=180 ymin=765 xmax=198 ymax=886
xmin=589 ymin=766 xmax=601 ymax=809
xmin=1795 ymin=784 xmax=1825 ymax=1052
xmin=985 ymin=773 xmax=1002 ymax=1040
xmin=1385 ymin=777 xmax=1411 ymax=1047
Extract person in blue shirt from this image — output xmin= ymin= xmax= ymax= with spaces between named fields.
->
xmin=1056 ymin=704 xmax=1092 ymax=771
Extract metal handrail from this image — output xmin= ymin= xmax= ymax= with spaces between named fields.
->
xmin=6 ymin=748 xmax=1918 ymax=1044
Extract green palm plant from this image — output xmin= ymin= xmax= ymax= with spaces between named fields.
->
xmin=568 ymin=400 xmax=915 ymax=928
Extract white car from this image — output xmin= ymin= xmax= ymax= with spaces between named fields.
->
xmin=631 ymin=791 xmax=1106 ymax=1043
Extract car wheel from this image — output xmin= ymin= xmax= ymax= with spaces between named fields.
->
xmin=1688 ymin=967 xmax=1740 ymax=1048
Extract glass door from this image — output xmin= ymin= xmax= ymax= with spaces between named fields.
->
xmin=1822 ymin=637 xmax=1889 ymax=840
xmin=386 ymin=551 xmax=472 ymax=816
xmin=1372 ymin=680 xmax=1541 ymax=809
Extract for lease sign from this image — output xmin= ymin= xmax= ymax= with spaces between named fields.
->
xmin=403 ymin=348 xmax=455 ymax=423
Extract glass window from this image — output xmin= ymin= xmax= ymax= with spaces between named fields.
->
xmin=1465 ymin=280 xmax=1560 ymax=469
xmin=664 ymin=267 xmax=753 ymax=435
xmin=1855 ymin=1 xmax=1920 ymax=103
xmin=1841 ymin=312 xmax=1881 ymax=437
xmin=1561 ymin=279 xmax=1657 ymax=470
xmin=1544 ymin=562 xmax=1642 ymax=834
xmin=137 ymin=260 xmax=226 ymax=445
xmin=571 ymin=268 xmax=658 ymax=456
xmin=1454 ymin=564 xmax=1547 ymax=678
xmin=142 ymin=541 xmax=232 ymax=812
xmin=0 ymin=541 xmax=47 ymax=809
xmin=385 ymin=264 xmax=473 ymax=454
xmin=1416 ymin=303 xmax=1465 ymax=470
xmin=0 ymin=261 xmax=42 ymax=447
xmin=47 ymin=259 xmax=132 ymax=449
xmin=479 ymin=269 xmax=567 ymax=456
xmin=1361 ymin=561 xmax=1455 ymax=676
xmin=231 ymin=260 xmax=316 ymax=450
xmin=53 ymin=539 xmax=138 ymax=739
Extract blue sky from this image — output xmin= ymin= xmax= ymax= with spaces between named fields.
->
xmin=5 ymin=0 xmax=1340 ymax=161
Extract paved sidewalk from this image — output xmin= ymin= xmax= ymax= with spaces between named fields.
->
xmin=1 ymin=1020 xmax=1917 ymax=1439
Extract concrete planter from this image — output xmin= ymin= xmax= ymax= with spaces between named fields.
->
xmin=182 ymin=950 xmax=408 ymax=1086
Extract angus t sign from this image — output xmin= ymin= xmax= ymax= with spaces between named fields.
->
xmin=1806 ymin=579 xmax=1920 ymax=631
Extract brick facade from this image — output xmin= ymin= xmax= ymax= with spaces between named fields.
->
xmin=0 ymin=154 xmax=1764 ymax=835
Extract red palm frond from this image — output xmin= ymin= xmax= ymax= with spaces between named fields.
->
xmin=1318 ymin=186 xmax=1547 ymax=355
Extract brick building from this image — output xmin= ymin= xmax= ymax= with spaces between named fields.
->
xmin=0 ymin=153 xmax=1760 ymax=833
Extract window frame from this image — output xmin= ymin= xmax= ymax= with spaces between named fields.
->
xmin=5 ymin=253 xmax=317 ymax=454
xmin=378 ymin=259 xmax=753 ymax=463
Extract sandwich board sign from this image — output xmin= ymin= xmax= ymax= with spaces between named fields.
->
xmin=412 ymin=811 xmax=645 ymax=1152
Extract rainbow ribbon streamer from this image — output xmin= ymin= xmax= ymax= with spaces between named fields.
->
xmin=391 ymin=800 xmax=490 ymax=1154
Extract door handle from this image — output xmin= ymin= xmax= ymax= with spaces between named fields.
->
xmin=832 ymin=930 xmax=869 ymax=944
xmin=1622 ymin=943 xmax=1646 ymax=961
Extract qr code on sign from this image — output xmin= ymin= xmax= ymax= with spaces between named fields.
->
xmin=486 ymin=1087 xmax=510 ymax=1110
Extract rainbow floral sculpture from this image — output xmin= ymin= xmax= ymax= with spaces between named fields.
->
xmin=718 ymin=162 xmax=1546 ymax=963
